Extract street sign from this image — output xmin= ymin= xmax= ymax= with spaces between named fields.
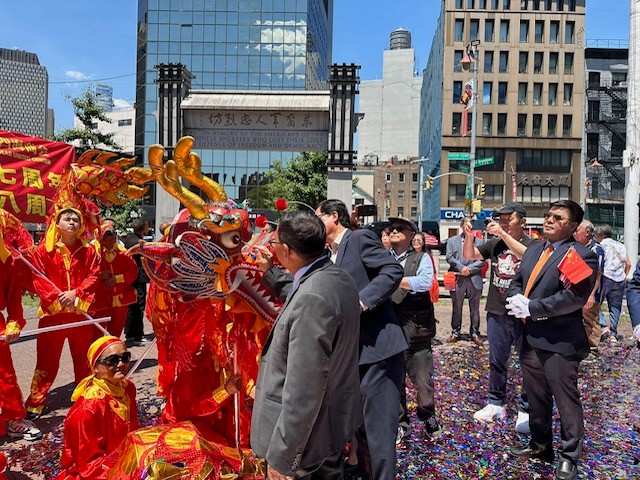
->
xmin=474 ymin=156 xmax=494 ymax=167
xmin=458 ymin=164 xmax=470 ymax=173
xmin=448 ymin=152 xmax=470 ymax=160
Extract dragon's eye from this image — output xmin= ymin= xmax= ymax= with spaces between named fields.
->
xmin=220 ymin=231 xmax=242 ymax=249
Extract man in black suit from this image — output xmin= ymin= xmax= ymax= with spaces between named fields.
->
xmin=258 ymin=199 xmax=405 ymax=480
xmin=122 ymin=218 xmax=149 ymax=345
xmin=251 ymin=211 xmax=361 ymax=480
xmin=506 ymin=200 xmax=597 ymax=480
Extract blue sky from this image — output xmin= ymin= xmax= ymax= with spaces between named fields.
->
xmin=0 ymin=0 xmax=631 ymax=133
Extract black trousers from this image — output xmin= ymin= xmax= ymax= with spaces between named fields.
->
xmin=125 ymin=282 xmax=147 ymax=341
xmin=450 ymin=276 xmax=482 ymax=335
xmin=357 ymin=352 xmax=405 ymax=480
xmin=520 ymin=338 xmax=584 ymax=463
xmin=293 ymin=449 xmax=344 ymax=479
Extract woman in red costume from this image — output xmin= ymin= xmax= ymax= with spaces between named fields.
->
xmin=56 ymin=335 xmax=137 ymax=480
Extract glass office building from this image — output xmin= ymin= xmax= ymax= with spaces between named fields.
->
xmin=135 ymin=0 xmax=333 ymax=214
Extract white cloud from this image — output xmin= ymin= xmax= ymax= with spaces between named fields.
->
xmin=113 ymin=98 xmax=132 ymax=109
xmin=65 ymin=70 xmax=92 ymax=80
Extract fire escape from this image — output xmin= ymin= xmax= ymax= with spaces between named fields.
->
xmin=596 ymin=84 xmax=626 ymax=185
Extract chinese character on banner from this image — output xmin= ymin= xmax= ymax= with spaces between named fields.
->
xmin=0 ymin=130 xmax=75 ymax=223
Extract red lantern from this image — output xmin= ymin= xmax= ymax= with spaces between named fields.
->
xmin=274 ymin=198 xmax=288 ymax=211
xmin=255 ymin=215 xmax=268 ymax=228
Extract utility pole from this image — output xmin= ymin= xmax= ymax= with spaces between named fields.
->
xmin=460 ymin=40 xmax=481 ymax=215
xmin=412 ymin=157 xmax=429 ymax=229
xmin=624 ymin=0 xmax=640 ymax=270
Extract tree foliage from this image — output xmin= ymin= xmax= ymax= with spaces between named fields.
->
xmin=51 ymin=87 xmax=121 ymax=155
xmin=99 ymin=198 xmax=145 ymax=235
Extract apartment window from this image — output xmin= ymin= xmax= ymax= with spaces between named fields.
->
xmin=587 ymin=133 xmax=599 ymax=159
xmin=612 ymin=136 xmax=625 ymax=157
xmin=399 ymin=173 xmax=406 ymax=182
xmin=492 ymin=0 xmax=499 ymax=8
xmin=550 ymin=21 xmax=559 ymax=43
xmin=612 ymin=72 xmax=628 ymax=86
xmin=519 ymin=52 xmax=529 ymax=73
xmin=456 ymin=0 xmax=463 ymax=7
xmin=453 ymin=112 xmax=462 ymax=134
xmin=549 ymin=52 xmax=558 ymax=74
xmin=548 ymin=114 xmax=557 ymax=137
xmin=534 ymin=52 xmax=543 ymax=73
xmin=485 ymin=19 xmax=495 ymax=42
xmin=612 ymin=102 xmax=626 ymax=120
xmin=484 ymin=51 xmax=494 ymax=73
xmin=548 ymin=83 xmax=558 ymax=106
xmin=483 ymin=82 xmax=493 ymax=104
xmin=565 ymin=53 xmax=574 ymax=75
xmin=565 ymin=21 xmax=575 ymax=43
xmin=520 ymin=20 xmax=530 ymax=42
xmin=453 ymin=81 xmax=463 ymax=103
xmin=500 ymin=19 xmax=510 ymax=42
xmin=485 ymin=185 xmax=504 ymax=202
xmin=562 ymin=114 xmax=572 ymax=137
xmin=455 ymin=20 xmax=465 ymax=41
xmin=518 ymin=82 xmax=528 ymax=105
xmin=587 ymin=101 xmax=600 ymax=122
xmin=411 ymin=190 xmax=418 ymax=200
xmin=498 ymin=113 xmax=507 ymax=135
xmin=449 ymin=185 xmax=467 ymax=201
xmin=386 ymin=173 xmax=391 ymax=182
xmin=498 ymin=82 xmax=508 ymax=104
xmin=411 ymin=207 xmax=418 ymax=217
xmin=545 ymin=0 xmax=553 ymax=9
xmin=521 ymin=0 xmax=528 ymax=9
xmin=533 ymin=83 xmax=543 ymax=105
xmin=117 ymin=119 xmax=132 ymax=127
xmin=533 ymin=114 xmax=542 ymax=136
xmin=588 ymin=71 xmax=600 ymax=88
xmin=468 ymin=0 xmax=475 ymax=8
xmin=535 ymin=21 xmax=544 ymax=43
xmin=397 ymin=207 xmax=404 ymax=217
xmin=503 ymin=0 xmax=511 ymax=9
xmin=517 ymin=114 xmax=527 ymax=136
xmin=398 ymin=190 xmax=405 ymax=199
xmin=470 ymin=20 xmax=480 ymax=40
xmin=533 ymin=0 xmax=541 ymax=9
xmin=563 ymin=83 xmax=573 ymax=106
xmin=454 ymin=50 xmax=463 ymax=72
xmin=482 ymin=113 xmax=493 ymax=135
xmin=480 ymin=0 xmax=488 ymax=8
xmin=567 ymin=0 xmax=576 ymax=10
xmin=412 ymin=173 xmax=419 ymax=182
xmin=518 ymin=186 xmax=571 ymax=203
xmin=499 ymin=51 xmax=509 ymax=72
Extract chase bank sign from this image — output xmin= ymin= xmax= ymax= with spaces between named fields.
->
xmin=440 ymin=208 xmax=495 ymax=221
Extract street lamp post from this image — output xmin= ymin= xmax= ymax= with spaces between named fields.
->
xmin=460 ymin=39 xmax=481 ymax=214
xmin=411 ymin=157 xmax=429 ymax=229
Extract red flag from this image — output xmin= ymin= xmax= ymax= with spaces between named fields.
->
xmin=423 ymin=233 xmax=439 ymax=247
xmin=558 ymin=247 xmax=593 ymax=285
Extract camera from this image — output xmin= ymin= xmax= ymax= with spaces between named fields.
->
xmin=484 ymin=217 xmax=498 ymax=226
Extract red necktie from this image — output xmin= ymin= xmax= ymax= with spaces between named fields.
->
xmin=524 ymin=244 xmax=554 ymax=298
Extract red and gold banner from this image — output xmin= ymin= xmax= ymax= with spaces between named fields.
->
xmin=0 ymin=130 xmax=75 ymax=223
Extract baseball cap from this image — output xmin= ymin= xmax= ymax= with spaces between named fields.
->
xmin=495 ymin=202 xmax=527 ymax=216
xmin=388 ymin=217 xmax=418 ymax=233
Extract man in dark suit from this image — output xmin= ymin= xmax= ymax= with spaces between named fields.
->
xmin=257 ymin=199 xmax=405 ymax=480
xmin=506 ymin=200 xmax=597 ymax=480
xmin=122 ymin=218 xmax=149 ymax=346
xmin=251 ymin=211 xmax=361 ymax=480
xmin=627 ymin=261 xmax=640 ymax=348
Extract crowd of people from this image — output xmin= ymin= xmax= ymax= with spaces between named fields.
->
xmin=2 ymin=197 xmax=640 ymax=480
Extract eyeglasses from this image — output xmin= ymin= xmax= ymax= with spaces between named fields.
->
xmin=391 ymin=225 xmax=410 ymax=233
xmin=543 ymin=212 xmax=568 ymax=223
xmin=97 ymin=352 xmax=132 ymax=368
xmin=268 ymin=240 xmax=285 ymax=247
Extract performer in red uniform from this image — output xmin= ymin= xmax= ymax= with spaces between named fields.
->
xmin=56 ymin=335 xmax=137 ymax=480
xmin=0 ymin=229 xmax=42 ymax=440
xmin=91 ymin=220 xmax=138 ymax=338
xmin=24 ymin=208 xmax=101 ymax=417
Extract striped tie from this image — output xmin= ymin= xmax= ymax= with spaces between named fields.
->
xmin=524 ymin=244 xmax=554 ymax=298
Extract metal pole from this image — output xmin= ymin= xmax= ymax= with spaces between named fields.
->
xmin=469 ymin=44 xmax=478 ymax=209
xmin=417 ymin=159 xmax=424 ymax=228
xmin=624 ymin=0 xmax=640 ymax=271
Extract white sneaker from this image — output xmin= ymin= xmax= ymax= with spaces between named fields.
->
xmin=473 ymin=404 xmax=506 ymax=422
xmin=515 ymin=411 xmax=530 ymax=434
xmin=7 ymin=418 xmax=42 ymax=441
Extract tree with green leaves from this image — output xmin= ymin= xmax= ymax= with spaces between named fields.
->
xmin=99 ymin=198 xmax=145 ymax=235
xmin=52 ymin=87 xmax=121 ymax=155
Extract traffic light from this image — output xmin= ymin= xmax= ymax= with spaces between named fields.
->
xmin=425 ymin=175 xmax=434 ymax=190
xmin=476 ymin=181 xmax=486 ymax=198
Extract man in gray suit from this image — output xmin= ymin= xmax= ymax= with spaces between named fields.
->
xmin=251 ymin=211 xmax=361 ymax=480
xmin=446 ymin=216 xmax=486 ymax=344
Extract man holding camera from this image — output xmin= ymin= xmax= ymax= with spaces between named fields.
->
xmin=463 ymin=202 xmax=541 ymax=433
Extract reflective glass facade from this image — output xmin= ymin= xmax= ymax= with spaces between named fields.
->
xmin=135 ymin=0 xmax=332 ymax=209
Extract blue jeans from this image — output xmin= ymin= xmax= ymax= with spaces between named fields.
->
xmin=487 ymin=313 xmax=528 ymax=412
xmin=598 ymin=277 xmax=625 ymax=335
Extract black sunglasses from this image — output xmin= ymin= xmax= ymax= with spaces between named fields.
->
xmin=98 ymin=352 xmax=132 ymax=368
xmin=391 ymin=225 xmax=411 ymax=233
xmin=543 ymin=212 xmax=568 ymax=222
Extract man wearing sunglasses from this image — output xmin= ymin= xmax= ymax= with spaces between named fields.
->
xmin=91 ymin=219 xmax=139 ymax=338
xmin=506 ymin=200 xmax=597 ymax=480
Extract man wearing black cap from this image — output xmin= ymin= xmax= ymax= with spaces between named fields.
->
xmin=388 ymin=217 xmax=441 ymax=440
xmin=462 ymin=201 xmax=541 ymax=434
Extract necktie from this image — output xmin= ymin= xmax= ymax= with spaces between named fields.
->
xmin=524 ymin=244 xmax=554 ymax=298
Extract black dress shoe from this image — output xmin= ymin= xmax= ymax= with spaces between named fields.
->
xmin=510 ymin=443 xmax=555 ymax=463
xmin=555 ymin=459 xmax=577 ymax=480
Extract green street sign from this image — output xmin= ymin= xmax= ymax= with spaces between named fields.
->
xmin=448 ymin=152 xmax=470 ymax=160
xmin=458 ymin=164 xmax=470 ymax=173
xmin=474 ymin=156 xmax=495 ymax=167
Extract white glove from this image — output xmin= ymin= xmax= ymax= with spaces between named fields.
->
xmin=633 ymin=324 xmax=640 ymax=343
xmin=506 ymin=294 xmax=531 ymax=319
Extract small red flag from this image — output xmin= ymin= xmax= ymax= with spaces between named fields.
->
xmin=558 ymin=247 xmax=593 ymax=285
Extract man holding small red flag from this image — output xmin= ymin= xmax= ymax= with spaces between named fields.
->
xmin=505 ymin=200 xmax=597 ymax=480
